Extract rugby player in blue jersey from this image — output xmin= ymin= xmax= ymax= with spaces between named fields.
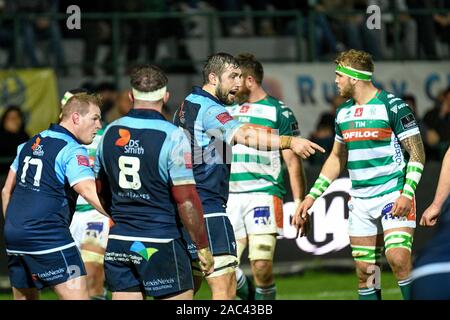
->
xmin=174 ymin=52 xmax=324 ymax=299
xmin=95 ymin=64 xmax=213 ymax=300
xmin=411 ymin=147 xmax=450 ymax=299
xmin=2 ymin=93 xmax=108 ymax=300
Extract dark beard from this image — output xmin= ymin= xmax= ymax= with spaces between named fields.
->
xmin=235 ymin=87 xmax=250 ymax=105
xmin=216 ymin=85 xmax=234 ymax=105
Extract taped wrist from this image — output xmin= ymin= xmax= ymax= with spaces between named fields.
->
xmin=307 ymin=174 xmax=331 ymax=200
xmin=402 ymin=162 xmax=423 ymax=200
xmin=280 ymin=136 xmax=292 ymax=149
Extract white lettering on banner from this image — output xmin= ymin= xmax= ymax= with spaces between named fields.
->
xmin=283 ymin=178 xmax=351 ymax=255
xmin=263 ymin=63 xmax=450 ymax=138
xmin=342 ymin=131 xmax=379 ymax=139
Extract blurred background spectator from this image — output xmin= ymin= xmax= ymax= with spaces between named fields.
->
xmin=6 ymin=0 xmax=67 ymax=73
xmin=422 ymin=87 xmax=450 ymax=161
xmin=0 ymin=106 xmax=29 ymax=174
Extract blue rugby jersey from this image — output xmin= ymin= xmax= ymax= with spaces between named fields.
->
xmin=4 ymin=124 xmax=94 ymax=254
xmin=95 ymin=109 xmax=195 ymax=240
xmin=173 ymin=86 xmax=243 ymax=214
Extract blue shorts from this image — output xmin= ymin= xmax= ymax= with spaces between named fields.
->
xmin=7 ymin=244 xmax=86 ymax=290
xmin=411 ymin=203 xmax=450 ymax=300
xmin=183 ymin=213 xmax=237 ymax=259
xmin=104 ymin=237 xmax=193 ymax=298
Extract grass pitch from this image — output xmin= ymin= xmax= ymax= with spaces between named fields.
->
xmin=0 ymin=270 xmax=403 ymax=300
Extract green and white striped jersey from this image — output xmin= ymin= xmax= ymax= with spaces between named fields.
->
xmin=335 ymin=89 xmax=420 ymax=199
xmin=75 ymin=128 xmax=105 ymax=212
xmin=227 ymin=95 xmax=299 ymax=198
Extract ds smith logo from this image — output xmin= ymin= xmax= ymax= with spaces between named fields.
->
xmin=115 ymin=129 xmax=144 ymax=155
xmin=31 ymin=137 xmax=44 ymax=156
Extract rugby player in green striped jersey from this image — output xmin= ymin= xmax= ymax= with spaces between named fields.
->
xmin=293 ymin=49 xmax=426 ymax=300
xmin=226 ymin=53 xmax=307 ymax=300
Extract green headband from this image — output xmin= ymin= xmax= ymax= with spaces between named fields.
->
xmin=336 ymin=65 xmax=372 ymax=81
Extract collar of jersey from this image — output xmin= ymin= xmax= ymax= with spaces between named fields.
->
xmin=49 ymin=123 xmax=81 ymax=143
xmin=192 ymin=86 xmax=222 ymax=105
xmin=126 ymin=108 xmax=166 ymax=120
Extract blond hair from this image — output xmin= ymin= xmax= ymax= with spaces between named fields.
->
xmin=335 ymin=49 xmax=374 ymax=73
xmin=60 ymin=93 xmax=102 ymax=120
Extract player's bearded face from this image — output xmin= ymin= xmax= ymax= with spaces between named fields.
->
xmin=215 ymin=66 xmax=241 ymax=105
xmin=235 ymin=79 xmax=250 ymax=104
xmin=337 ymin=77 xmax=355 ymax=98
xmin=216 ymin=82 xmax=235 ymax=105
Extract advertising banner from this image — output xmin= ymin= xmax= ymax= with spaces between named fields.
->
xmin=263 ymin=62 xmax=450 ymax=138
xmin=0 ymin=69 xmax=60 ymax=136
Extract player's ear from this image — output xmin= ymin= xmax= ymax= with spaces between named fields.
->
xmin=128 ymin=91 xmax=134 ymax=104
xmin=72 ymin=112 xmax=81 ymax=125
xmin=208 ymin=72 xmax=217 ymax=86
xmin=247 ymin=75 xmax=254 ymax=88
xmin=163 ymin=91 xmax=170 ymax=104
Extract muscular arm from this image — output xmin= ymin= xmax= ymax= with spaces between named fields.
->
xmin=1 ymin=169 xmax=16 ymax=216
xmin=232 ymin=124 xmax=325 ymax=159
xmin=293 ymin=141 xmax=347 ymax=235
xmin=430 ymin=148 xmax=450 ymax=210
xmin=95 ymin=167 xmax=112 ymax=215
xmin=319 ymin=141 xmax=348 ymax=182
xmin=399 ymin=133 xmax=426 ymax=200
xmin=171 ymin=184 xmax=209 ymax=250
xmin=390 ymin=133 xmax=426 ymax=216
xmin=282 ymin=149 xmax=306 ymax=201
xmin=400 ymin=133 xmax=426 ymax=165
xmin=73 ymin=179 xmax=109 ymax=217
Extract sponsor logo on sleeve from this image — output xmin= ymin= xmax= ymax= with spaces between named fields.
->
xmin=291 ymin=122 xmax=301 ymax=136
xmin=400 ymin=114 xmax=417 ymax=130
xmin=216 ymin=112 xmax=234 ymax=124
xmin=76 ymin=155 xmax=90 ymax=167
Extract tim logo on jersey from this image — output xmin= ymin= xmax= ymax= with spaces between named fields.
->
xmin=254 ymin=206 xmax=271 ymax=225
xmin=115 ymin=129 xmax=144 ymax=155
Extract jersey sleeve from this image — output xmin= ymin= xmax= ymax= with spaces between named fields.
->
xmin=388 ymin=98 xmax=420 ymax=141
xmin=168 ymin=128 xmax=196 ymax=186
xmin=203 ymin=104 xmax=243 ymax=145
xmin=283 ymin=106 xmax=302 ymax=137
xmin=334 ymin=116 xmax=344 ymax=144
xmin=10 ymin=142 xmax=26 ymax=172
xmin=94 ymin=132 xmax=105 ymax=178
xmin=64 ymin=144 xmax=95 ymax=187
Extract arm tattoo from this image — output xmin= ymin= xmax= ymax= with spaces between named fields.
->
xmin=400 ymin=134 xmax=426 ymax=164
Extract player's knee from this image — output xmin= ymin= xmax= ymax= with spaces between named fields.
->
xmin=252 ymin=260 xmax=273 ymax=284
xmin=384 ymin=231 xmax=413 ymax=256
xmin=248 ymin=234 xmax=276 ymax=261
xmin=352 ymin=245 xmax=383 ymax=282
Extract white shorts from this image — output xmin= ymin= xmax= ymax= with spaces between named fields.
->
xmin=227 ymin=193 xmax=283 ymax=239
xmin=348 ymin=190 xmax=416 ymax=237
xmin=70 ymin=210 xmax=111 ymax=249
